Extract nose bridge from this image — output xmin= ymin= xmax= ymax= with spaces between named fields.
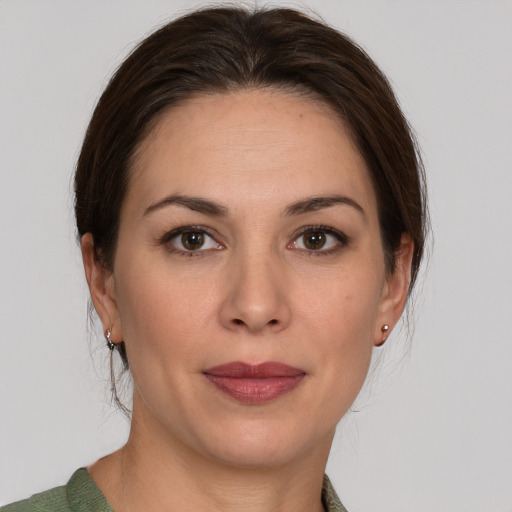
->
xmin=220 ymin=239 xmax=291 ymax=333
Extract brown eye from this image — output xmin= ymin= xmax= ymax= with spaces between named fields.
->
xmin=181 ymin=231 xmax=205 ymax=250
xmin=303 ymin=232 xmax=326 ymax=250
xmin=289 ymin=227 xmax=347 ymax=254
xmin=164 ymin=228 xmax=223 ymax=253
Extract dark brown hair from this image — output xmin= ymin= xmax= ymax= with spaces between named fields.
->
xmin=75 ymin=6 xmax=428 ymax=369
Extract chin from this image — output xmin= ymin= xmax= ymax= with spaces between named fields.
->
xmin=191 ymin=416 xmax=334 ymax=470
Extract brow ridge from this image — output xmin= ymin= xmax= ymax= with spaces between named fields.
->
xmin=284 ymin=195 xmax=365 ymax=217
xmin=144 ymin=194 xmax=228 ymax=217
xmin=144 ymin=193 xmax=364 ymax=218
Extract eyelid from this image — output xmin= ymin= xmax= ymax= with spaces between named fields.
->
xmin=158 ymin=224 xmax=347 ymax=256
xmin=160 ymin=225 xmax=224 ymax=253
xmin=288 ymin=225 xmax=349 ymax=253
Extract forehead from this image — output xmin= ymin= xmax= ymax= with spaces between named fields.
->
xmin=126 ymin=88 xmax=377 ymax=219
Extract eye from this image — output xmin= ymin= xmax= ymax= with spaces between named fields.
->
xmin=289 ymin=227 xmax=347 ymax=253
xmin=163 ymin=228 xmax=223 ymax=253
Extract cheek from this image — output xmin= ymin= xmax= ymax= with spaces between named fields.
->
xmin=113 ymin=253 xmax=218 ymax=370
xmin=294 ymin=264 xmax=383 ymax=396
xmin=297 ymin=261 xmax=383 ymax=341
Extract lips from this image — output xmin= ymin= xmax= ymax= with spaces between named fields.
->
xmin=204 ymin=361 xmax=306 ymax=404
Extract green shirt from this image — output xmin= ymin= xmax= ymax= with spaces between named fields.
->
xmin=1 ymin=469 xmax=348 ymax=512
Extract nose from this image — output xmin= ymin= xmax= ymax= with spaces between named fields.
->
xmin=219 ymin=249 xmax=292 ymax=334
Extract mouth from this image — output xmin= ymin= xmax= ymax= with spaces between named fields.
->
xmin=203 ymin=361 xmax=306 ymax=404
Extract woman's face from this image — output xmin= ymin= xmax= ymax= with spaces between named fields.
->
xmin=86 ymin=89 xmax=410 ymax=468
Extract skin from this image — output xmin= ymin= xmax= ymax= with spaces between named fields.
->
xmin=82 ymin=88 xmax=413 ymax=512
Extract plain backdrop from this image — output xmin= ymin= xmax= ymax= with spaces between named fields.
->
xmin=1 ymin=1 xmax=511 ymax=510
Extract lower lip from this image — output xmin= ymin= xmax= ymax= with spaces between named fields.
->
xmin=205 ymin=375 xmax=305 ymax=403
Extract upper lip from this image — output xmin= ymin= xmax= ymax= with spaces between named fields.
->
xmin=204 ymin=361 xmax=305 ymax=378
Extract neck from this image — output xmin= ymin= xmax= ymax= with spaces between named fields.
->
xmin=90 ymin=394 xmax=333 ymax=512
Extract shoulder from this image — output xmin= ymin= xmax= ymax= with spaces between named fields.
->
xmin=1 ymin=484 xmax=68 ymax=512
xmin=322 ymin=474 xmax=349 ymax=512
xmin=1 ymin=468 xmax=112 ymax=512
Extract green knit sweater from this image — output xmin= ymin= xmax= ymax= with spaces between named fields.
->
xmin=1 ymin=469 xmax=348 ymax=512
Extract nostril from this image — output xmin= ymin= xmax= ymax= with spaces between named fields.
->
xmin=231 ymin=318 xmax=278 ymax=327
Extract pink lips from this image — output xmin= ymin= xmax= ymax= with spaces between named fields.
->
xmin=204 ymin=361 xmax=306 ymax=404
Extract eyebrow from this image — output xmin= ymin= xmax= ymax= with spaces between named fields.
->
xmin=144 ymin=194 xmax=229 ymax=217
xmin=284 ymin=195 xmax=365 ymax=217
xmin=143 ymin=193 xmax=365 ymax=218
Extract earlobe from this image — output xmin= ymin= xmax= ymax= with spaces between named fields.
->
xmin=81 ymin=233 xmax=122 ymax=341
xmin=374 ymin=234 xmax=414 ymax=346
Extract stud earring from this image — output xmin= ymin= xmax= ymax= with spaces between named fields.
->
xmin=105 ymin=327 xmax=116 ymax=351
xmin=375 ymin=324 xmax=390 ymax=347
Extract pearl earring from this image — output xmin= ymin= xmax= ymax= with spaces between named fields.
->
xmin=375 ymin=324 xmax=390 ymax=347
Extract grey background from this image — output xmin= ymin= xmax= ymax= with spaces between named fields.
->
xmin=1 ymin=1 xmax=511 ymax=510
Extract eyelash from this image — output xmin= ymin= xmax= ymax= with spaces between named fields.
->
xmin=158 ymin=224 xmax=349 ymax=257
xmin=289 ymin=225 xmax=349 ymax=257
xmin=159 ymin=225 xmax=223 ymax=257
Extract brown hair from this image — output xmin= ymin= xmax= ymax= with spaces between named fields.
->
xmin=75 ymin=6 xmax=428 ymax=370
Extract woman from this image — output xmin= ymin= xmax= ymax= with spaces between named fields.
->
xmin=2 ymin=5 xmax=426 ymax=512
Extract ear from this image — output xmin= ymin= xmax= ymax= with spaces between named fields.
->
xmin=374 ymin=234 xmax=414 ymax=346
xmin=81 ymin=233 xmax=122 ymax=343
